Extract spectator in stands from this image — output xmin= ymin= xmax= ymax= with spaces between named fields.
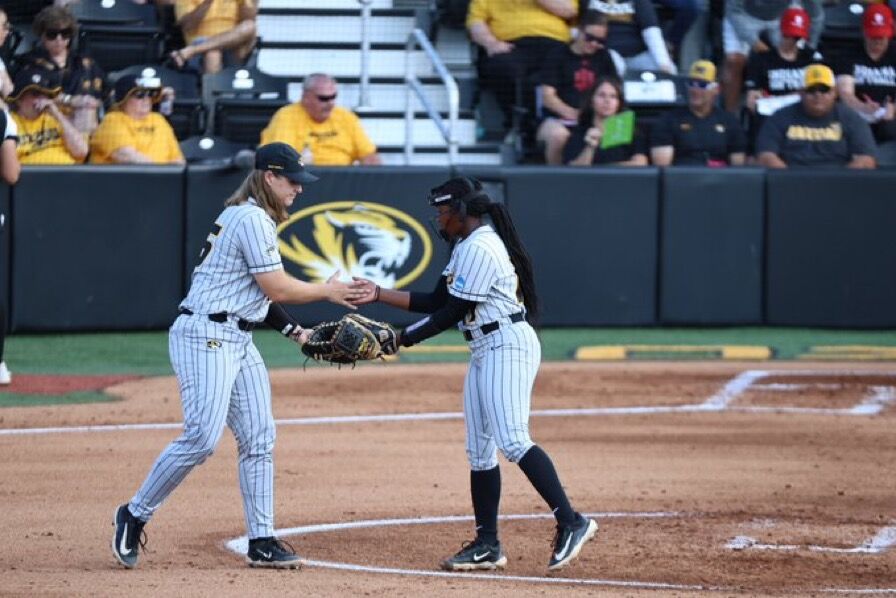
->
xmin=260 ymin=73 xmax=381 ymax=166
xmin=721 ymin=0 xmax=823 ymax=112
xmin=564 ymin=76 xmax=648 ymax=165
xmin=14 ymin=6 xmax=104 ymax=134
xmin=834 ymin=3 xmax=896 ymax=142
xmin=0 ymin=9 xmax=14 ymax=99
xmin=90 ymin=74 xmax=185 ymax=165
xmin=169 ymin=0 xmax=257 ymax=75
xmin=466 ymin=0 xmax=579 ymax=132
xmin=585 ymin=0 xmax=677 ymax=74
xmin=654 ymin=0 xmax=700 ymax=66
xmin=757 ymin=63 xmax=877 ymax=168
xmin=536 ymin=10 xmax=620 ymax=164
xmin=9 ymin=67 xmax=88 ymax=164
xmin=650 ymin=59 xmax=747 ymax=166
xmin=745 ymin=8 xmax=822 ymax=114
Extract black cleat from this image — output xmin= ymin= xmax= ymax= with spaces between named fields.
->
xmin=440 ymin=538 xmax=507 ymax=571
xmin=111 ymin=503 xmax=147 ymax=569
xmin=246 ymin=537 xmax=301 ymax=569
xmin=548 ymin=514 xmax=598 ymax=571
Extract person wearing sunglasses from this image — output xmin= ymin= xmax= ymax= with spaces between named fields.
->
xmin=89 ymin=75 xmax=185 ymax=165
xmin=756 ymin=64 xmax=876 ymax=169
xmin=834 ymin=4 xmax=896 ymax=143
xmin=650 ymin=59 xmax=747 ymax=167
xmin=260 ymin=72 xmax=381 ymax=166
xmin=8 ymin=67 xmax=87 ymax=165
xmin=14 ymin=6 xmax=104 ymax=134
xmin=535 ymin=10 xmax=621 ymax=164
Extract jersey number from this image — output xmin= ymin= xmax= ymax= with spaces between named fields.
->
xmin=198 ymin=223 xmax=223 ymax=265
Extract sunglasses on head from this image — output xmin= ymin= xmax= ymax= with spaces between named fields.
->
xmin=687 ymin=79 xmax=714 ymax=89
xmin=316 ymin=93 xmax=337 ymax=102
xmin=44 ymin=28 xmax=73 ymax=40
xmin=583 ymin=32 xmax=606 ymax=44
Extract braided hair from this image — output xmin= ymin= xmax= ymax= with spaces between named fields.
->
xmin=428 ymin=177 xmax=540 ymax=326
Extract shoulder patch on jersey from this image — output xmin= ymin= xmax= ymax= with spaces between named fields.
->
xmin=452 ymin=275 xmax=466 ymax=291
xmin=266 ymin=244 xmax=277 ymax=256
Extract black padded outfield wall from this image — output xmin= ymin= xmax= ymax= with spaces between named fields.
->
xmin=183 ymin=166 xmax=456 ymax=327
xmin=766 ymin=171 xmax=896 ymax=328
xmin=0 ymin=184 xmax=9 ymax=330
xmin=660 ymin=168 xmax=765 ymax=324
xmin=11 ymin=167 xmax=185 ymax=332
xmin=507 ymin=168 xmax=660 ymax=325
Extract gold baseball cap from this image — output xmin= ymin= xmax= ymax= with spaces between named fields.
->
xmin=688 ymin=60 xmax=717 ymax=83
xmin=804 ymin=63 xmax=834 ymax=89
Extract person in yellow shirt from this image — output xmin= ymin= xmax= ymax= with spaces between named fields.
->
xmin=90 ymin=75 xmax=185 ymax=165
xmin=260 ymin=73 xmax=382 ymax=166
xmin=467 ymin=0 xmax=579 ymax=131
xmin=169 ymin=0 xmax=257 ymax=74
xmin=9 ymin=67 xmax=87 ymax=165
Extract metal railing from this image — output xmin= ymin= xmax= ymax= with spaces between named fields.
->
xmin=404 ymin=28 xmax=459 ymax=165
xmin=356 ymin=0 xmax=373 ymax=112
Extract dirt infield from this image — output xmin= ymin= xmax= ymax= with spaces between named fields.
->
xmin=1 ymin=362 xmax=894 ymax=597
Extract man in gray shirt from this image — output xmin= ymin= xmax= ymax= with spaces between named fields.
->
xmin=756 ymin=64 xmax=877 ymax=168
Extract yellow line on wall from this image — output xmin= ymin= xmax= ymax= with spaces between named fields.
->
xmin=575 ymin=345 xmax=772 ymax=361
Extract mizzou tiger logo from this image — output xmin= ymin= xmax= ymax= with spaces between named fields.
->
xmin=278 ymin=201 xmax=433 ymax=289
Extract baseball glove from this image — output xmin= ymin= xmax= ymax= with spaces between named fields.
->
xmin=300 ymin=314 xmax=396 ymax=365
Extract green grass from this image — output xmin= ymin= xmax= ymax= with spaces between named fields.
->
xmin=0 ymin=391 xmax=117 ymax=407
xmin=3 ymin=327 xmax=896 ymax=376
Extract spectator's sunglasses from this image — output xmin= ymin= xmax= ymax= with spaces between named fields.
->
xmin=44 ymin=28 xmax=74 ymax=40
xmin=687 ymin=79 xmax=715 ymax=89
xmin=805 ymin=85 xmax=832 ymax=95
xmin=132 ymin=90 xmax=157 ymax=99
xmin=316 ymin=93 xmax=337 ymax=102
xmin=583 ymin=32 xmax=606 ymax=45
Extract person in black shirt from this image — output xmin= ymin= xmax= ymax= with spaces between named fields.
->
xmin=745 ymin=8 xmax=822 ymax=113
xmin=834 ymin=3 xmax=896 ymax=142
xmin=757 ymin=64 xmax=877 ymax=168
xmin=536 ymin=11 xmax=620 ymax=164
xmin=564 ymin=76 xmax=648 ymax=165
xmin=650 ymin=60 xmax=747 ymax=166
xmin=586 ymin=0 xmax=677 ymax=74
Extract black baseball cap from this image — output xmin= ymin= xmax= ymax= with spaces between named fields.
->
xmin=9 ymin=67 xmax=62 ymax=102
xmin=255 ymin=142 xmax=318 ymax=184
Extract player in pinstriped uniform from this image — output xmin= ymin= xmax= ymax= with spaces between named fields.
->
xmin=0 ymin=104 xmax=21 ymax=386
xmin=352 ymin=176 xmax=598 ymax=572
xmin=112 ymin=142 xmax=365 ymax=570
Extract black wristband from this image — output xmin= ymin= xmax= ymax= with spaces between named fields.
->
xmin=264 ymin=302 xmax=301 ymax=337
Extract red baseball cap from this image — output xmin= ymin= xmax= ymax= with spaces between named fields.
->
xmin=780 ymin=7 xmax=810 ymax=39
xmin=864 ymin=3 xmax=894 ymax=39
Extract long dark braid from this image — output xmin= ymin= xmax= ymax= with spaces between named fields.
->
xmin=466 ymin=193 xmax=539 ymax=325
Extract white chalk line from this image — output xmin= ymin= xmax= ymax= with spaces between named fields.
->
xmin=3 ymin=369 xmax=895 ymax=436
xmin=224 ymin=511 xmax=717 ymax=592
xmin=727 ymin=524 xmax=896 ymax=554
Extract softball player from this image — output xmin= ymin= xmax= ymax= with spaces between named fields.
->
xmin=0 ymin=104 xmax=21 ymax=386
xmin=353 ymin=176 xmax=597 ymax=571
xmin=112 ymin=142 xmax=365 ymax=569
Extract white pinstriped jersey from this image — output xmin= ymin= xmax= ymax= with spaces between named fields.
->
xmin=180 ymin=198 xmax=281 ymax=322
xmin=444 ymin=224 xmax=524 ymax=331
xmin=2 ymin=107 xmax=18 ymax=140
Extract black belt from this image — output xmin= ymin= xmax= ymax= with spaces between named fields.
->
xmin=463 ymin=312 xmax=524 ymax=341
xmin=179 ymin=308 xmax=255 ymax=331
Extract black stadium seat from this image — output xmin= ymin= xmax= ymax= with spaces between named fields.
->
xmin=110 ymin=65 xmax=205 ymax=140
xmin=72 ymin=0 xmax=163 ymax=73
xmin=202 ymin=66 xmax=289 ymax=145
xmin=180 ymin=136 xmax=249 ymax=166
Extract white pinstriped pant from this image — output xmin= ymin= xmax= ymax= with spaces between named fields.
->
xmin=130 ymin=314 xmax=276 ymax=539
xmin=464 ymin=321 xmax=540 ymax=470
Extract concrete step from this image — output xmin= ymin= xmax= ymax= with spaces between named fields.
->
xmin=360 ymin=115 xmax=477 ymax=146
xmin=379 ymin=146 xmax=503 ymax=166
xmin=260 ymin=0 xmax=393 ymax=8
xmin=257 ymin=13 xmax=416 ymax=44
xmin=257 ymin=46 xmax=435 ymax=78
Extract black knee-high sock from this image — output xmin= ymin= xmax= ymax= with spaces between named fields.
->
xmin=518 ymin=445 xmax=577 ymax=526
xmin=470 ymin=466 xmax=501 ymax=545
